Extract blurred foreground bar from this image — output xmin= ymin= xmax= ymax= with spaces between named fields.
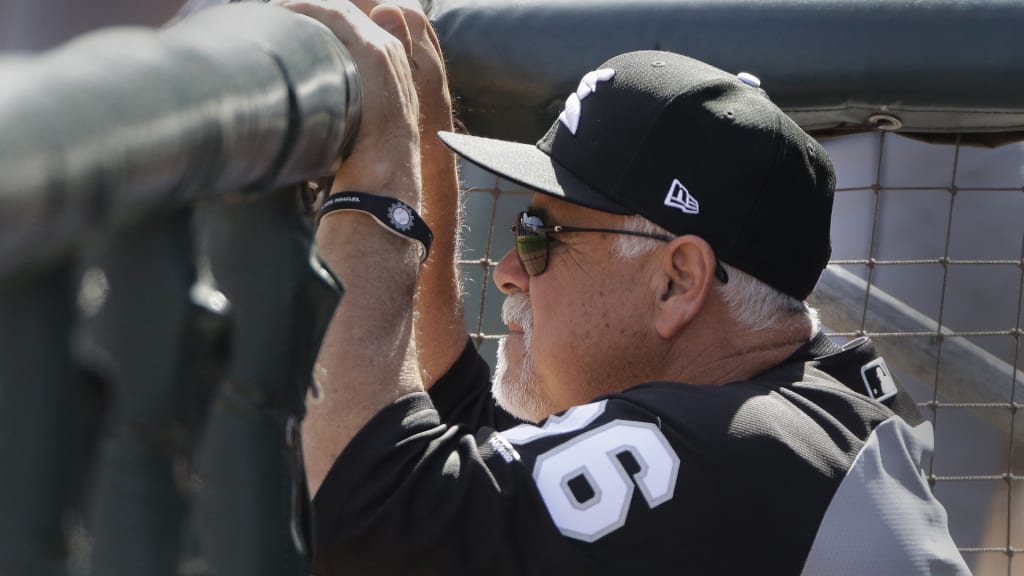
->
xmin=0 ymin=3 xmax=356 ymax=574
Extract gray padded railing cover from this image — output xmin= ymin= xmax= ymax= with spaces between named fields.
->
xmin=0 ymin=2 xmax=360 ymax=278
xmin=429 ymin=0 xmax=1024 ymax=144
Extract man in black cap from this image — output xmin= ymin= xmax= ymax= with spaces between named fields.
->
xmin=286 ymin=1 xmax=970 ymax=574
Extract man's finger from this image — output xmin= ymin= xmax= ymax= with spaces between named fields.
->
xmin=349 ymin=0 xmax=423 ymax=15
xmin=282 ymin=0 xmax=402 ymax=63
xmin=348 ymin=0 xmax=440 ymax=54
xmin=369 ymin=5 xmax=413 ymax=57
xmin=282 ymin=0 xmax=377 ymax=39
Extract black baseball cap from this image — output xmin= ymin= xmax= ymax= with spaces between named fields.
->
xmin=438 ymin=50 xmax=835 ymax=301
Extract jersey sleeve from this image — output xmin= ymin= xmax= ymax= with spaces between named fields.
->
xmin=311 ymin=391 xmax=706 ymax=576
xmin=312 ymin=370 xmax=962 ymax=575
xmin=426 ymin=338 xmax=522 ymax=430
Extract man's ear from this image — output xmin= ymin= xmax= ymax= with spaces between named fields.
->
xmin=654 ymin=235 xmax=718 ymax=339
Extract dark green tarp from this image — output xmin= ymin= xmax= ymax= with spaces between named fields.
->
xmin=430 ymin=0 xmax=1024 ymax=145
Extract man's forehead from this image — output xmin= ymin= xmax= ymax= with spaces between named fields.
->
xmin=528 ymin=194 xmax=610 ymax=222
xmin=527 ymin=193 xmax=561 ymax=214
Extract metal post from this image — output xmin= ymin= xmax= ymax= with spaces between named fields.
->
xmin=191 ymin=190 xmax=341 ymax=575
xmin=80 ymin=209 xmax=229 ymax=576
xmin=0 ymin=265 xmax=78 ymax=576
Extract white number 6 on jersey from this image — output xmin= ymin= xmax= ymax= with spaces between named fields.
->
xmin=503 ymin=404 xmax=680 ymax=542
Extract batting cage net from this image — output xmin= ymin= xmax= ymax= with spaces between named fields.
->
xmin=434 ymin=1 xmax=1024 ymax=574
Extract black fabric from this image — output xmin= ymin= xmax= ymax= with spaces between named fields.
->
xmin=430 ymin=0 xmax=1024 ymax=143
xmin=426 ymin=338 xmax=523 ymax=431
xmin=312 ymin=334 xmax=936 ymax=575
xmin=806 ymin=335 xmax=926 ymax=427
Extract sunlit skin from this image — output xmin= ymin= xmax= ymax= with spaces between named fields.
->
xmin=492 ymin=195 xmax=669 ymax=421
xmin=491 ymin=195 xmax=816 ymax=423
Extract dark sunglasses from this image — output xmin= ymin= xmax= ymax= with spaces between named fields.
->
xmin=512 ymin=211 xmax=729 ymax=283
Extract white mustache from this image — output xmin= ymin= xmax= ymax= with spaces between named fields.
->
xmin=493 ymin=292 xmax=541 ymax=422
xmin=501 ymin=293 xmax=533 ymax=344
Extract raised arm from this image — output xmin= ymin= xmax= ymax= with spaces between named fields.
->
xmin=351 ymin=0 xmax=468 ymax=387
xmin=407 ymin=5 xmax=468 ymax=389
xmin=283 ymin=0 xmax=427 ymax=493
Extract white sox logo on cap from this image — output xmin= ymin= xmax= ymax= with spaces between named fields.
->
xmin=558 ymin=68 xmax=616 ymax=135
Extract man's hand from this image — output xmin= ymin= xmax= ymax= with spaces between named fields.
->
xmin=284 ymin=0 xmax=422 ymax=202
xmin=348 ymin=0 xmax=451 ymax=119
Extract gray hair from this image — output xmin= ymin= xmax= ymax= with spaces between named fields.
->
xmin=614 ymin=216 xmax=818 ymax=332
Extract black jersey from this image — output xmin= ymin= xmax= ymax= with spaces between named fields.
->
xmin=312 ymin=333 xmax=970 ymax=575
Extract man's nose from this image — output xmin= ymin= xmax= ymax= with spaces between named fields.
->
xmin=493 ymin=249 xmax=529 ymax=295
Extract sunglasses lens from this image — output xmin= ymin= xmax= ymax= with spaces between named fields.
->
xmin=515 ymin=212 xmax=548 ymax=276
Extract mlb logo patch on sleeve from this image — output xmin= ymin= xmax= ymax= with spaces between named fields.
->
xmin=860 ymin=358 xmax=897 ymax=402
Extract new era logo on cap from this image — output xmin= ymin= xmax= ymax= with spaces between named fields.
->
xmin=663 ymin=179 xmax=699 ymax=215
